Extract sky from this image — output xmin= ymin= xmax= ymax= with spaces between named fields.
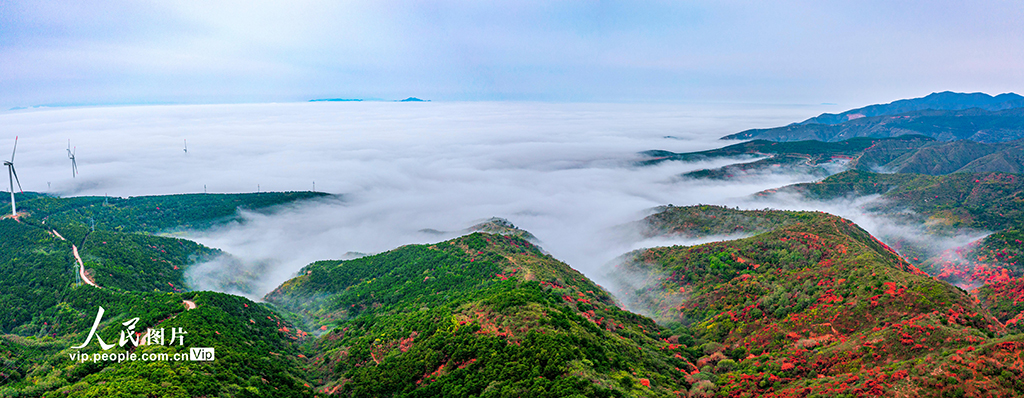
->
xmin=2 ymin=1 xmax=1023 ymax=108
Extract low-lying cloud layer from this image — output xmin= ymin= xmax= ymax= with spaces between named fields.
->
xmin=735 ymin=193 xmax=992 ymax=268
xmin=3 ymin=101 xmax=839 ymax=298
xmin=601 ymin=192 xmax=994 ymax=318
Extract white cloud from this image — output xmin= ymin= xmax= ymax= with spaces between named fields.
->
xmin=733 ymin=192 xmax=992 ymax=268
xmin=2 ymin=101 xmax=832 ymax=298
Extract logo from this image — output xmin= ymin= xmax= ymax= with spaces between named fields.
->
xmin=73 ymin=307 xmax=188 ymax=350
xmin=67 ymin=306 xmax=208 ymax=363
xmin=190 ymin=347 xmax=215 ymax=361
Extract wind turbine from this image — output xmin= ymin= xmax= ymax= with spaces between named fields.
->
xmin=67 ymin=140 xmax=78 ymax=178
xmin=5 ymin=137 xmax=23 ymax=217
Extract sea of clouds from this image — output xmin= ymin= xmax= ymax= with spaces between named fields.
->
xmin=4 ymin=101 xmax=901 ymax=298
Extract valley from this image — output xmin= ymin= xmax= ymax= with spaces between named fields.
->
xmin=2 ymin=94 xmax=1024 ymax=397
xmin=2 ymin=179 xmax=1023 ymax=397
xmin=5 ymin=0 xmax=1024 ymax=395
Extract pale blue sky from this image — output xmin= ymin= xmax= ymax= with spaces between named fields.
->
xmin=2 ymin=0 xmax=1022 ymax=108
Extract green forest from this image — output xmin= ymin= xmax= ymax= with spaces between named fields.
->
xmin=1 ymin=187 xmax=1023 ymax=397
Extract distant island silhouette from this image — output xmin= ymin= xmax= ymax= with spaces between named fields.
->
xmin=308 ymin=97 xmax=430 ymax=102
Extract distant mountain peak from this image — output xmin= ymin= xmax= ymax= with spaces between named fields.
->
xmin=722 ymin=92 xmax=1024 ymax=143
xmin=309 ymin=98 xmax=363 ymax=102
xmin=418 ymin=217 xmax=541 ymax=243
xmin=800 ymin=91 xmax=1024 ymax=126
xmin=466 ymin=217 xmax=540 ymax=243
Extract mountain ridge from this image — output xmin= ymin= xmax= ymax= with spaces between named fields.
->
xmin=802 ymin=91 xmax=1024 ymax=126
xmin=3 ymin=191 xmax=1024 ymax=396
xmin=610 ymin=206 xmax=1021 ymax=397
xmin=642 ymin=135 xmax=1024 ymax=180
xmin=266 ymin=232 xmax=689 ymax=396
xmin=721 ymin=92 xmax=1024 ymax=143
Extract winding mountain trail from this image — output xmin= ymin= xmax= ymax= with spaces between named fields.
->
xmin=134 ymin=299 xmax=199 ymax=346
xmin=48 ymin=228 xmax=99 ymax=288
xmin=72 ymin=244 xmax=99 ymax=288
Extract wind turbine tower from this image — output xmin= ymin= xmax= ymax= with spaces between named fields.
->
xmin=5 ymin=137 xmax=23 ymax=217
xmin=183 ymin=139 xmax=188 ymax=153
xmin=67 ymin=140 xmax=78 ymax=178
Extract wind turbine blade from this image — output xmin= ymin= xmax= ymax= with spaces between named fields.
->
xmin=10 ymin=136 xmax=17 ymax=162
xmin=11 ymin=166 xmax=22 ymax=192
xmin=72 ymin=159 xmax=78 ymax=175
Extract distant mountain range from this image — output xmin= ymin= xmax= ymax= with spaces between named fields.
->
xmin=641 ymin=135 xmax=1024 ymax=179
xmin=723 ymin=92 xmax=1024 ymax=143
xmin=801 ymin=91 xmax=1024 ymax=125
xmin=309 ymin=97 xmax=429 ymax=102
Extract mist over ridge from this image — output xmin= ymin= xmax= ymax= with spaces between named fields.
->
xmin=6 ymin=101 xmax=854 ymax=297
xmin=6 ymin=1 xmax=1024 ymax=394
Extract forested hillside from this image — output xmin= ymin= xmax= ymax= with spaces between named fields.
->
xmin=3 ymin=191 xmax=331 ymax=236
xmin=1 ymin=192 xmax=330 ymax=295
xmin=613 ymin=209 xmax=1024 ymax=397
xmin=642 ymin=135 xmax=1024 ymax=180
xmin=0 ymin=289 xmax=314 ymax=397
xmin=770 ymin=169 xmax=1024 ymax=334
xmin=3 ymin=189 xmax=1022 ymax=397
xmin=0 ymin=221 xmax=76 ymax=334
xmin=268 ymin=233 xmax=693 ymax=397
xmin=773 ymin=170 xmax=1024 ymax=232
xmin=722 ymin=107 xmax=1024 ymax=143
xmin=633 ymin=205 xmax=814 ymax=239
xmin=0 ymin=192 xmax=333 ymax=397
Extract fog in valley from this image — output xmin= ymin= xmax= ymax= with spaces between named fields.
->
xmin=4 ymin=101 xmax=964 ymax=299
